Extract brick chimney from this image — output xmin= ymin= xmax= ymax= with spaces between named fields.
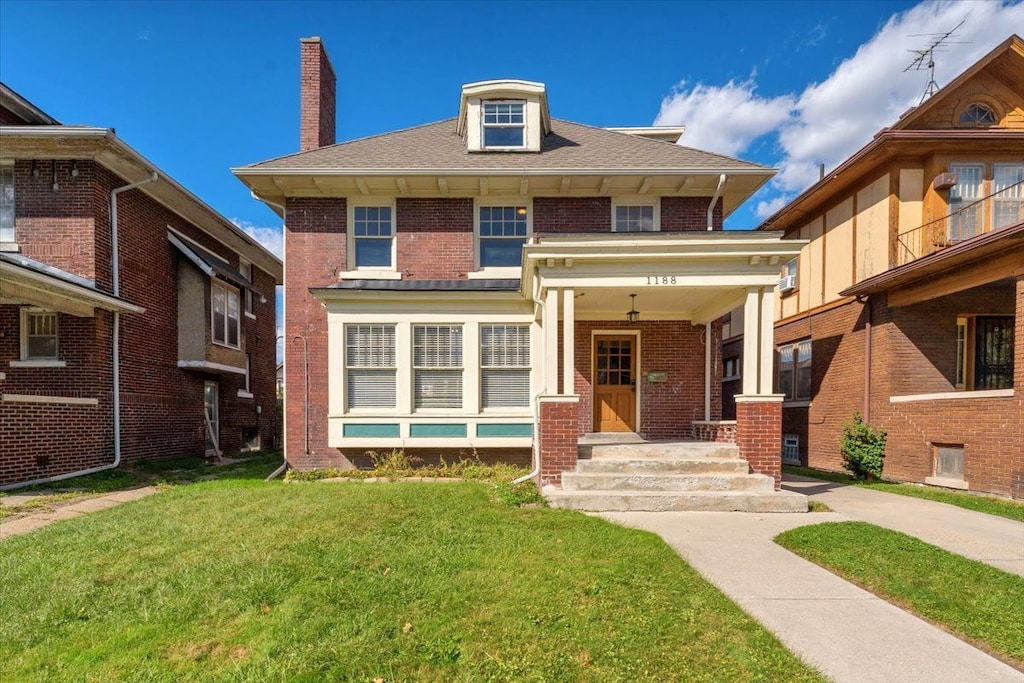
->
xmin=299 ymin=37 xmax=336 ymax=152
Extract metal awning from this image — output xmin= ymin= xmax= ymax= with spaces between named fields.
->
xmin=0 ymin=253 xmax=144 ymax=317
xmin=168 ymin=231 xmax=259 ymax=293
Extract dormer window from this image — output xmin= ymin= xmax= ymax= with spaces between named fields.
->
xmin=959 ymin=102 xmax=997 ymax=126
xmin=483 ymin=101 xmax=526 ymax=149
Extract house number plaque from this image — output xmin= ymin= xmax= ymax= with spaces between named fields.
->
xmin=645 ymin=276 xmax=678 ymax=285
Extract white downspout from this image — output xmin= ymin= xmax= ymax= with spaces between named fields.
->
xmin=707 ymin=173 xmax=726 ymax=231
xmin=512 ymin=271 xmax=545 ymax=486
xmin=0 ymin=172 xmax=158 ymax=491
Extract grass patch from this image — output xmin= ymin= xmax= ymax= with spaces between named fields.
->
xmin=783 ymin=465 xmax=1024 ymax=523
xmin=776 ymin=521 xmax=1024 ymax=667
xmin=807 ymin=500 xmax=832 ymax=513
xmin=0 ymin=453 xmax=281 ymax=521
xmin=1 ymin=480 xmax=822 ymax=682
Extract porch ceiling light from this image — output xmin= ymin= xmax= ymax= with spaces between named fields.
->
xmin=626 ymin=293 xmax=640 ymax=323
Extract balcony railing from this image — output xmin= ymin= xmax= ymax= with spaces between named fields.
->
xmin=895 ymin=179 xmax=1024 ymax=266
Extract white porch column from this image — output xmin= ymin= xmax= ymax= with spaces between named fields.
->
xmin=704 ymin=322 xmax=712 ymax=420
xmin=741 ymin=287 xmax=760 ymax=395
xmin=543 ymin=288 xmax=559 ymax=395
xmin=759 ymin=287 xmax=776 ymax=395
xmin=562 ymin=288 xmax=575 ymax=395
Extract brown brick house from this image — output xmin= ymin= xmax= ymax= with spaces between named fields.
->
xmin=0 ymin=83 xmax=283 ymax=488
xmin=233 ymin=38 xmax=807 ymax=510
xmin=747 ymin=35 xmax=1024 ymax=498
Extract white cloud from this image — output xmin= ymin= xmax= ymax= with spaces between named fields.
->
xmin=755 ymin=196 xmax=789 ymax=220
xmin=232 ymin=218 xmax=283 ymax=259
xmin=655 ymin=0 xmax=1023 ymax=200
xmin=655 ymin=80 xmax=794 ymax=158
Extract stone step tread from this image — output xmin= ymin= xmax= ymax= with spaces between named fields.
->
xmin=581 ymin=445 xmax=741 ymax=458
xmin=543 ymin=488 xmax=807 ymax=513
xmin=575 ymin=458 xmax=751 ymax=474
xmin=561 ymin=472 xmax=774 ymax=492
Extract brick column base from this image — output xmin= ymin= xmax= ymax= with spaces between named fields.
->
xmin=538 ymin=396 xmax=580 ymax=486
xmin=735 ymin=395 xmax=784 ymax=490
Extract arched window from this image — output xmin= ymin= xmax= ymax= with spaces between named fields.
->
xmin=959 ymin=103 xmax=997 ymax=126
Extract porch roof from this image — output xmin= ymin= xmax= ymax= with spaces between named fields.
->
xmin=0 ymin=253 xmax=145 ymax=317
xmin=522 ymin=231 xmax=804 ymax=323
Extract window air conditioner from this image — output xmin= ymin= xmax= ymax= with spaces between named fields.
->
xmin=778 ymin=274 xmax=798 ymax=293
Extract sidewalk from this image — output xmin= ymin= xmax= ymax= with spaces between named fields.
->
xmin=0 ymin=487 xmax=159 ymax=540
xmin=601 ymin=479 xmax=1024 ymax=683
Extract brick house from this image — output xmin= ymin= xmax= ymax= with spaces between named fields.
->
xmin=233 ymin=38 xmax=807 ymax=510
xmin=746 ymin=35 xmax=1023 ymax=498
xmin=0 ymin=83 xmax=282 ymax=488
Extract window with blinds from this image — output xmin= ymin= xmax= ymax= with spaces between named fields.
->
xmin=414 ymin=325 xmax=463 ymax=409
xmin=346 ymin=324 xmax=397 ymax=408
xmin=481 ymin=324 xmax=530 ymax=408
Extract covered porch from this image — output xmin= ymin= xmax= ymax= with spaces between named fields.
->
xmin=521 ymin=231 xmax=804 ymax=490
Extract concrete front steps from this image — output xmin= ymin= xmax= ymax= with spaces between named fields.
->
xmin=544 ymin=440 xmax=807 ymax=513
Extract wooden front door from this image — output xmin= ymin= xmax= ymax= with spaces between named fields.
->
xmin=593 ymin=335 xmax=637 ymax=432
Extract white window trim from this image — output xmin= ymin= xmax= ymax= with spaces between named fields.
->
xmin=346 ymin=198 xmax=398 ymax=274
xmin=413 ymin=323 xmax=465 ymax=412
xmin=480 ymin=323 xmax=532 ymax=411
xmin=19 ymin=308 xmax=60 ymax=363
xmin=0 ymin=160 xmax=16 ymax=250
xmin=211 ymin=279 xmax=241 ymax=350
xmin=239 ymin=257 xmax=255 ymax=317
xmin=344 ymin=323 xmax=398 ymax=413
xmin=472 ymin=197 xmax=532 ymax=277
xmin=992 ymin=162 xmax=1024 ymax=230
xmin=611 ymin=197 xmax=661 ymax=232
xmin=481 ymin=100 xmax=527 ymax=150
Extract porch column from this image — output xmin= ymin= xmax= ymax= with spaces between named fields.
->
xmin=562 ymin=288 xmax=575 ymax=395
xmin=736 ymin=286 xmax=784 ymax=489
xmin=542 ymin=288 xmax=559 ymax=394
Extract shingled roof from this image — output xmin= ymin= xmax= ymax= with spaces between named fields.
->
xmin=239 ymin=118 xmax=770 ymax=173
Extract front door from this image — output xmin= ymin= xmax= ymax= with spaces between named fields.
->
xmin=593 ymin=335 xmax=637 ymax=432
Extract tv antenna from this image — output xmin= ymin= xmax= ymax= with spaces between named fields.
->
xmin=904 ymin=20 xmax=968 ymax=104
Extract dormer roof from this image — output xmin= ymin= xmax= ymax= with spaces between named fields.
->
xmin=456 ymin=80 xmax=551 ymax=137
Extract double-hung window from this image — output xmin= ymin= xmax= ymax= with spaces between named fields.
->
xmin=613 ymin=202 xmax=658 ymax=232
xmin=480 ymin=324 xmax=531 ymax=408
xmin=948 ymin=164 xmax=984 ymax=242
xmin=346 ymin=324 xmax=396 ymax=408
xmin=352 ymin=204 xmax=395 ymax=269
xmin=478 ymin=204 xmax=528 ymax=268
xmin=0 ymin=164 xmax=14 ymax=245
xmin=778 ymin=340 xmax=811 ymax=401
xmin=21 ymin=309 xmax=58 ymax=361
xmin=993 ymin=163 xmax=1024 ymax=230
xmin=239 ymin=259 xmax=254 ymax=315
xmin=414 ymin=325 xmax=463 ymax=409
xmin=212 ymin=279 xmax=240 ymax=348
xmin=482 ymin=101 xmax=525 ymax=149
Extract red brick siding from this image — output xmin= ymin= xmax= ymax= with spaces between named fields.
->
xmin=283 ymin=197 xmax=346 ymax=469
xmin=299 ymin=38 xmax=336 ymax=152
xmin=534 ymin=197 xmax=611 ymax=233
xmin=736 ymin=399 xmax=782 ymax=489
xmin=396 ymin=198 xmax=474 ymax=279
xmin=661 ymin=196 xmax=723 ymax=231
xmin=571 ymin=320 xmax=722 ymax=439
xmin=539 ymin=399 xmax=579 ymax=485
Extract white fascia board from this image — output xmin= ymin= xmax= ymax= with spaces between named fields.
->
xmin=231 ymin=166 xmax=776 ymax=177
xmin=0 ymin=261 xmax=145 ymax=314
xmin=312 ymin=288 xmax=528 ymax=305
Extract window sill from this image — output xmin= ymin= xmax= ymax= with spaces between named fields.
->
xmin=890 ymin=389 xmax=1013 ymax=403
xmin=244 ymin=312 xmax=257 ymax=320
xmin=722 ymin=375 xmax=741 ymax=382
xmin=237 ymin=390 xmax=254 ymax=399
xmin=211 ymin=340 xmax=241 ymax=351
xmin=782 ymin=400 xmax=812 ymax=408
xmin=337 ymin=270 xmax=402 ymax=280
xmin=467 ymin=268 xmax=520 ymax=280
xmin=9 ymin=360 xmax=66 ymax=368
xmin=0 ymin=242 xmax=20 ymax=253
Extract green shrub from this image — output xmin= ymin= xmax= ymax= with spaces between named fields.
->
xmin=840 ymin=412 xmax=887 ymax=480
xmin=493 ymin=480 xmax=546 ymax=507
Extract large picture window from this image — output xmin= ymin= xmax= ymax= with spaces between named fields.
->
xmin=778 ymin=340 xmax=811 ymax=401
xmin=414 ymin=325 xmax=463 ymax=409
xmin=346 ymin=324 xmax=397 ymax=408
xmin=211 ymin=280 xmax=240 ymax=348
xmin=480 ymin=324 xmax=531 ymax=408
xmin=478 ymin=205 xmax=528 ymax=268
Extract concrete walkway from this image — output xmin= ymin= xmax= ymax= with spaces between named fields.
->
xmin=601 ymin=479 xmax=1024 ymax=683
xmin=0 ymin=487 xmax=159 ymax=540
xmin=784 ymin=475 xmax=1024 ymax=575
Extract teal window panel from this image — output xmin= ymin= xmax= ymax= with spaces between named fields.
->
xmin=409 ymin=423 xmax=467 ymax=438
xmin=477 ymin=423 xmax=533 ymax=437
xmin=343 ymin=423 xmax=400 ymax=438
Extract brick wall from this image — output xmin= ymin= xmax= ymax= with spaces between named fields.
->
xmin=299 ymin=37 xmax=336 ymax=152
xmin=539 ymin=398 xmax=579 ymax=485
xmin=396 ymin=198 xmax=474 ymax=279
xmin=571 ymin=320 xmax=722 ymax=439
xmin=534 ymin=197 xmax=611 ymax=233
xmin=735 ymin=398 xmax=782 ymax=489
xmin=662 ymin=196 xmax=722 ymax=231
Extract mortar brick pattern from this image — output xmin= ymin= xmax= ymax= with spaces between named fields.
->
xmin=736 ymin=399 xmax=782 ymax=489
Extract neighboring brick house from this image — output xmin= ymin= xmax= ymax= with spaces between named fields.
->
xmin=0 ymin=83 xmax=283 ymax=488
xmin=233 ymin=38 xmax=803 ymax=504
xmin=744 ymin=35 xmax=1024 ymax=498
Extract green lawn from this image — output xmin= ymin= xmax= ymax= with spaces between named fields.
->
xmin=776 ymin=521 xmax=1024 ymax=668
xmin=1 ymin=479 xmax=821 ymax=682
xmin=783 ymin=465 xmax=1024 ymax=522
